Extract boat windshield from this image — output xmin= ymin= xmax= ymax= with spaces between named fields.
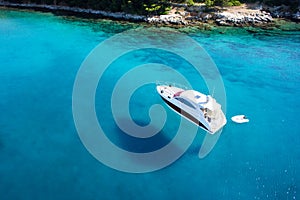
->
xmin=176 ymin=97 xmax=196 ymax=109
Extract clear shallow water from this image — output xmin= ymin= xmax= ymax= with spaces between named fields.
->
xmin=0 ymin=9 xmax=300 ymax=199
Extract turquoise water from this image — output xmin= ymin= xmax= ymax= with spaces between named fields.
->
xmin=1 ymin=9 xmax=300 ymax=199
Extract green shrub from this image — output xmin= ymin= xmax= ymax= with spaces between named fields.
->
xmin=205 ymin=0 xmax=215 ymax=7
xmin=232 ymin=0 xmax=241 ymax=6
xmin=221 ymin=0 xmax=241 ymax=6
xmin=187 ymin=0 xmax=195 ymax=6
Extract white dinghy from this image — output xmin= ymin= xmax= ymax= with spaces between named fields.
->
xmin=231 ymin=115 xmax=249 ymax=123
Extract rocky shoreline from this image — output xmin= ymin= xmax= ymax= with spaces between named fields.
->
xmin=214 ymin=10 xmax=273 ymax=26
xmin=0 ymin=1 xmax=299 ymax=27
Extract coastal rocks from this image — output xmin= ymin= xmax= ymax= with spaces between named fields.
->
xmin=0 ymin=1 xmax=147 ymax=22
xmin=215 ymin=10 xmax=273 ymax=26
xmin=0 ymin=1 xmax=188 ymax=25
xmin=293 ymin=11 xmax=300 ymax=21
xmin=264 ymin=5 xmax=300 ymax=22
xmin=169 ymin=3 xmax=275 ymax=27
xmin=199 ymin=13 xmax=213 ymax=21
xmin=266 ymin=5 xmax=293 ymax=18
xmin=145 ymin=14 xmax=188 ymax=25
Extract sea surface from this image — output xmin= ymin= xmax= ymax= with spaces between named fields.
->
xmin=0 ymin=8 xmax=300 ymax=200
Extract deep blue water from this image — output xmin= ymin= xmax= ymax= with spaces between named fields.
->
xmin=0 ymin=9 xmax=300 ymax=199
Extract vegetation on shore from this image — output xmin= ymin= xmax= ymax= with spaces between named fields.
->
xmin=204 ymin=0 xmax=299 ymax=8
xmin=4 ymin=0 xmax=300 ymax=15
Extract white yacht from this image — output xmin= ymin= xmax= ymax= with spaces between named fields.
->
xmin=156 ymin=83 xmax=226 ymax=134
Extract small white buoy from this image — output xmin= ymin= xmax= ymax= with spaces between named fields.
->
xmin=231 ymin=115 xmax=249 ymax=123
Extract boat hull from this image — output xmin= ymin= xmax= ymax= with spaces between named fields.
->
xmin=160 ymin=96 xmax=210 ymax=132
